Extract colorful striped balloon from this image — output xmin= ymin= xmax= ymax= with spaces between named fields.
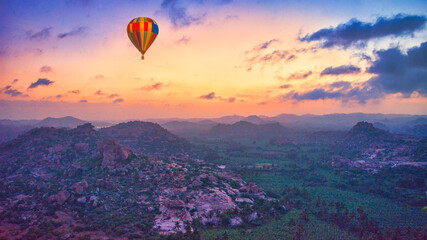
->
xmin=127 ymin=17 xmax=159 ymax=60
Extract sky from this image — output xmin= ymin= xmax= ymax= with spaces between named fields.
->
xmin=0 ymin=0 xmax=426 ymax=120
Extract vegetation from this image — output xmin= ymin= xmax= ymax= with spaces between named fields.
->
xmin=195 ymin=137 xmax=427 ymax=240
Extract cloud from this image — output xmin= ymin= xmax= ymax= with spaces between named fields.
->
xmin=113 ymin=98 xmax=124 ymax=104
xmin=57 ymin=27 xmax=87 ymax=39
xmin=4 ymin=89 xmax=26 ymax=97
xmin=281 ymin=80 xmax=384 ymax=104
xmin=200 ymin=92 xmax=216 ymax=99
xmin=320 ymin=65 xmax=361 ymax=76
xmin=262 ymin=50 xmax=294 ymax=63
xmin=289 ymin=88 xmax=342 ymax=100
xmin=225 ymin=14 xmax=238 ymax=20
xmin=246 ymin=50 xmax=296 ymax=70
xmin=2 ymin=88 xmax=27 ymax=97
xmin=247 ymin=39 xmax=279 ymax=54
xmin=279 ymin=84 xmax=292 ymax=89
xmin=28 ymin=78 xmax=54 ymax=89
xmin=27 ymin=27 xmax=51 ymax=41
xmin=227 ymin=97 xmax=236 ymax=103
xmin=141 ymin=82 xmax=164 ymax=91
xmin=107 ymin=94 xmax=119 ymax=98
xmin=68 ymin=90 xmax=80 ymax=94
xmin=329 ymin=81 xmax=352 ymax=90
xmin=367 ymin=41 xmax=427 ymax=97
xmin=176 ymin=36 xmax=191 ymax=44
xmin=55 ymin=94 xmax=63 ymax=99
xmin=299 ymin=14 xmax=426 ymax=49
xmin=199 ymin=92 xmax=236 ymax=102
xmin=0 ymin=85 xmax=28 ymax=97
xmin=161 ymin=0 xmax=206 ymax=28
xmin=40 ymin=65 xmax=52 ymax=73
xmin=286 ymin=71 xmax=312 ymax=81
xmin=95 ymin=90 xmax=120 ymax=98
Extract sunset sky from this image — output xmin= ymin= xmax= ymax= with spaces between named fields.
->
xmin=0 ymin=0 xmax=426 ymax=120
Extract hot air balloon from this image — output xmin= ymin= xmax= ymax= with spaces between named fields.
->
xmin=127 ymin=17 xmax=159 ymax=60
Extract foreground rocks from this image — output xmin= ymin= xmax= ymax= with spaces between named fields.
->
xmin=0 ymin=122 xmax=280 ymax=239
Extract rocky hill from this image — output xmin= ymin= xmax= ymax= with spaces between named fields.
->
xmin=331 ymin=122 xmax=426 ymax=172
xmin=0 ymin=123 xmax=278 ymax=239
xmin=99 ymin=121 xmax=193 ymax=156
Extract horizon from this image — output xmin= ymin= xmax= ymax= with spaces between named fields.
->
xmin=1 ymin=112 xmax=426 ymax=122
xmin=1 ymin=0 xmax=426 ymax=120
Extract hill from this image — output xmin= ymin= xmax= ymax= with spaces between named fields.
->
xmin=0 ymin=123 xmax=276 ymax=238
xmin=161 ymin=120 xmax=217 ymax=137
xmin=99 ymin=121 xmax=193 ymax=156
xmin=36 ymin=116 xmax=88 ymax=128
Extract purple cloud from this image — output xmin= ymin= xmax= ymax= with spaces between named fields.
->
xmin=28 ymin=78 xmax=54 ymax=89
xmin=40 ymin=65 xmax=52 ymax=73
xmin=286 ymin=71 xmax=312 ymax=81
xmin=279 ymin=84 xmax=292 ymax=89
xmin=320 ymin=65 xmax=361 ymax=76
xmin=176 ymin=36 xmax=191 ymax=44
xmin=58 ymin=27 xmax=87 ymax=39
xmin=141 ymin=82 xmax=164 ymax=91
xmin=161 ymin=0 xmax=205 ymax=28
xmin=113 ymin=98 xmax=124 ymax=103
xmin=200 ymin=92 xmax=216 ymax=99
xmin=299 ymin=14 xmax=427 ymax=49
xmin=27 ymin=27 xmax=51 ymax=40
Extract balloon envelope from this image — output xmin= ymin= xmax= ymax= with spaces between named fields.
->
xmin=127 ymin=17 xmax=159 ymax=60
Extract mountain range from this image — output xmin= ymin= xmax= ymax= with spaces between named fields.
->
xmin=1 ymin=113 xmax=426 ymax=143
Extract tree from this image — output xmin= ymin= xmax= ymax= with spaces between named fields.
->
xmin=173 ymin=221 xmax=181 ymax=232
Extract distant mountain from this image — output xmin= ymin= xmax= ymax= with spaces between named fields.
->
xmin=207 ymin=121 xmax=288 ymax=138
xmin=161 ymin=120 xmax=217 ymax=137
xmin=36 ymin=116 xmax=88 ymax=128
xmin=399 ymin=124 xmax=427 ymax=137
xmin=270 ymin=113 xmax=300 ymax=124
xmin=405 ymin=117 xmax=427 ymax=127
xmin=99 ymin=121 xmax=192 ymax=155
xmin=373 ymin=122 xmax=389 ymax=131
xmin=241 ymin=115 xmax=272 ymax=124
xmin=213 ymin=115 xmax=245 ymax=124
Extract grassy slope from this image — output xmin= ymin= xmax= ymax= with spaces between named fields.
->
xmin=196 ymin=138 xmax=427 ymax=239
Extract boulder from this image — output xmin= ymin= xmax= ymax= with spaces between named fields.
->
xmin=249 ymin=211 xmax=258 ymax=222
xmin=230 ymin=217 xmax=243 ymax=226
xmin=165 ymin=199 xmax=185 ymax=209
xmin=235 ymin=198 xmax=253 ymax=204
xmin=89 ymin=195 xmax=99 ymax=207
xmin=72 ymin=180 xmax=88 ymax=194
xmin=192 ymin=180 xmax=202 ymax=187
xmin=99 ymin=139 xmax=131 ymax=169
xmin=55 ymin=190 xmax=70 ymax=205
xmin=77 ymin=197 xmax=86 ymax=203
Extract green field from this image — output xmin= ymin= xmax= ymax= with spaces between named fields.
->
xmin=195 ymin=138 xmax=427 ymax=240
